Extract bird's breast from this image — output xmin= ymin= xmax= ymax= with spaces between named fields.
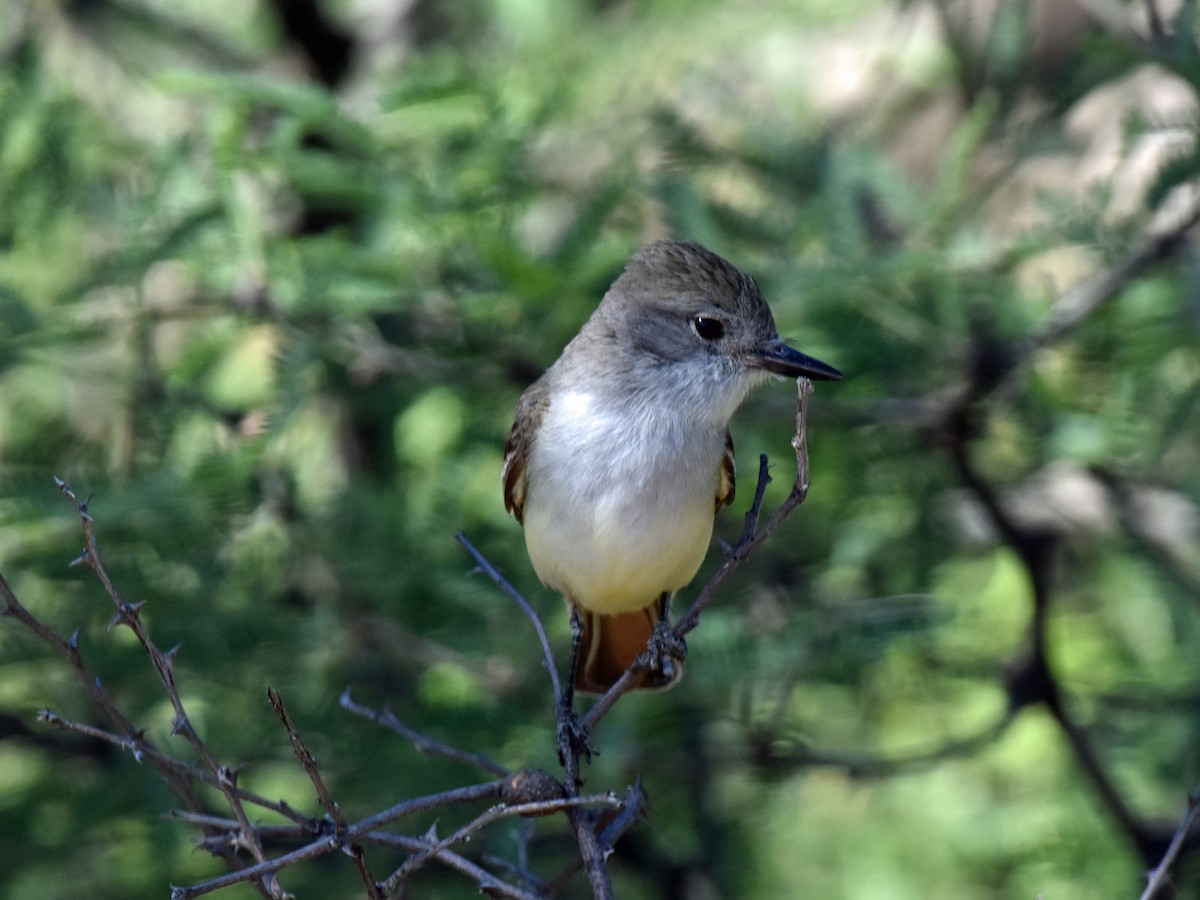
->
xmin=521 ymin=389 xmax=727 ymax=614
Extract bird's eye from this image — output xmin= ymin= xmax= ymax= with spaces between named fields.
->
xmin=692 ymin=316 xmax=724 ymax=341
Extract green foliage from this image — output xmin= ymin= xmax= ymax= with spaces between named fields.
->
xmin=1 ymin=1 xmax=1200 ymax=898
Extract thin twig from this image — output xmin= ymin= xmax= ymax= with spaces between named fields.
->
xmin=456 ymin=532 xmax=563 ymax=705
xmin=173 ymin=781 xmax=506 ymax=898
xmin=37 ymin=708 xmax=309 ymax=824
xmin=597 ymin=780 xmax=647 ymax=848
xmin=364 ymin=834 xmax=541 ymax=900
xmin=378 ymin=793 xmax=622 ymax=895
xmin=175 ymin=786 xmax=616 ymax=899
xmin=268 ymin=687 xmax=381 ymax=899
xmin=1003 ymin=198 xmax=1199 ymax=397
xmin=542 ymin=784 xmax=648 ymax=898
xmin=481 ymin=822 xmax=545 ymax=895
xmin=339 ymin=689 xmax=510 ymax=778
xmin=1140 ymin=784 xmax=1200 ymax=900
xmin=738 ymin=454 xmax=772 ymax=544
xmin=751 ymin=711 xmax=1016 ymax=777
xmin=454 ymin=531 xmax=613 ymax=900
xmin=346 ymin=781 xmax=505 ymax=836
xmin=52 ymin=479 xmax=284 ymax=896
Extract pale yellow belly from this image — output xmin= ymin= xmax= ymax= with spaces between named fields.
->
xmin=523 ymin=488 xmax=715 ymax=615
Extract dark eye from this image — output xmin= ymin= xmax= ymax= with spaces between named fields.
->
xmin=692 ymin=315 xmax=724 ymax=341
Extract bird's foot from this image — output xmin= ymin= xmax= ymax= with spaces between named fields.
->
xmin=556 ymin=702 xmax=596 ymax=766
xmin=648 ymin=619 xmax=687 ymax=684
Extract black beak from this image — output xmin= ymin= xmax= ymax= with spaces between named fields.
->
xmin=752 ymin=339 xmax=843 ymax=381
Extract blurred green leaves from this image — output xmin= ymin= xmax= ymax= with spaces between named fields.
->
xmin=0 ymin=1 xmax=1199 ymax=898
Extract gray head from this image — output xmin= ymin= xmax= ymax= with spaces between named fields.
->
xmin=576 ymin=240 xmax=842 ymax=388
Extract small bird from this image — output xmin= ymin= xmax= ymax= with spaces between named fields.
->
xmin=502 ymin=240 xmax=841 ymax=696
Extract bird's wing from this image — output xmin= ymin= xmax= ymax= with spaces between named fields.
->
xmin=502 ymin=381 xmax=549 ymax=525
xmin=716 ymin=428 xmax=736 ymax=512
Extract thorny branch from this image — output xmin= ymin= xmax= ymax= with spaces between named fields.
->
xmin=268 ymin=687 xmax=381 ymax=899
xmin=50 ymin=479 xmax=285 ymax=898
xmin=0 ymin=479 xmax=634 ymax=900
xmin=339 ymin=689 xmax=511 ymax=778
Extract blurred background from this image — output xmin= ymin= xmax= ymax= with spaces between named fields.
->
xmin=1 ymin=0 xmax=1199 ymax=897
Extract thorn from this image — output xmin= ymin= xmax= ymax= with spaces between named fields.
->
xmin=106 ymin=613 xmax=122 ymax=632
xmin=68 ymin=551 xmax=88 ymax=568
xmin=68 ymin=628 xmax=81 ymax=651
xmin=125 ymin=600 xmax=146 ymax=615
xmin=423 ymin=820 xmax=439 ymax=842
xmin=171 ymin=716 xmax=187 ymax=736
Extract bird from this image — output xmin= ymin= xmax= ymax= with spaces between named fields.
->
xmin=502 ymin=240 xmax=841 ymax=697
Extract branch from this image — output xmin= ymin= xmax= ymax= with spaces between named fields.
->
xmin=339 ymin=689 xmax=511 ymax=778
xmin=36 ymin=708 xmax=310 ymax=824
xmin=1141 ymin=784 xmax=1200 ymax=900
xmin=453 ymin=533 xmax=622 ymax=899
xmin=50 ymin=478 xmax=285 ymax=896
xmin=456 ymin=532 xmax=564 ymax=706
xmin=173 ymin=784 xmax=619 ymax=899
xmin=268 ymin=687 xmax=381 ymax=900
xmin=172 ymin=781 xmax=507 ymax=898
xmin=377 ymin=792 xmax=622 ymax=895
xmin=749 ymin=711 xmax=1016 ymax=777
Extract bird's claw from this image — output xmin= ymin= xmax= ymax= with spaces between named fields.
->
xmin=556 ymin=702 xmax=596 ymax=766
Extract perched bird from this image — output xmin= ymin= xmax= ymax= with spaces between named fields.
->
xmin=502 ymin=240 xmax=841 ymax=695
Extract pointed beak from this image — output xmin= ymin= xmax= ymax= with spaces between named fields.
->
xmin=751 ymin=339 xmax=843 ymax=381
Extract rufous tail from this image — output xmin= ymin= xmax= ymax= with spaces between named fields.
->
xmin=573 ymin=604 xmax=683 ymax=694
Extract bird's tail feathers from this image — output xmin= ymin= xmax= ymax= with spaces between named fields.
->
xmin=573 ymin=605 xmax=682 ymax=694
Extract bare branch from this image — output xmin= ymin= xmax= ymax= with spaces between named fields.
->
xmin=378 ymin=792 xmax=622 ymax=894
xmin=52 ymin=478 xmax=285 ymax=896
xmin=456 ymin=532 xmax=564 ymax=705
xmin=1141 ymin=784 xmax=1200 ymax=900
xmin=748 ymin=711 xmax=1016 ymax=777
xmin=172 ymin=781 xmax=508 ymax=898
xmin=339 ymin=689 xmax=511 ymax=778
xmin=37 ymin=708 xmax=309 ymax=824
xmin=365 ymin=833 xmax=542 ymax=900
xmin=268 ymin=687 xmax=381 ymax=899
